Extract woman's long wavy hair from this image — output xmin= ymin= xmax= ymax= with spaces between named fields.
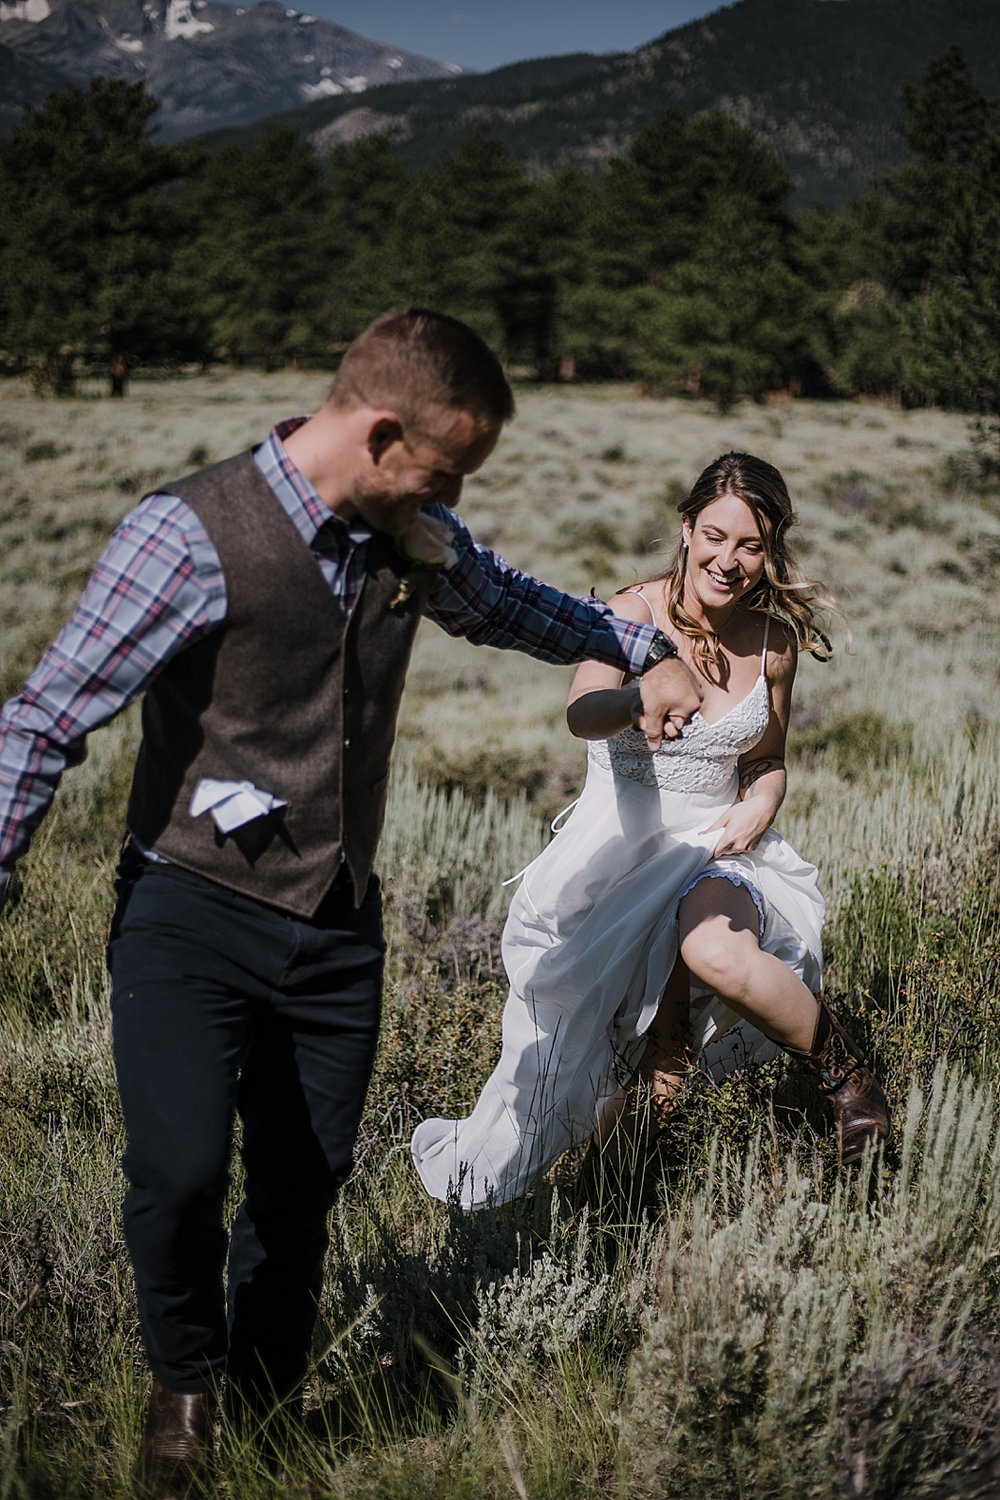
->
xmin=646 ymin=452 xmax=837 ymax=671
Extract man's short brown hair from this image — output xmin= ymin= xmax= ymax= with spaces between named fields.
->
xmin=329 ymin=308 xmax=515 ymax=431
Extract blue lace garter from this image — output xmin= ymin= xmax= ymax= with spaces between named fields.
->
xmin=678 ymin=868 xmax=767 ymax=942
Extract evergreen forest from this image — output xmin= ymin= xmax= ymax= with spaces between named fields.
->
xmin=0 ymin=46 xmax=997 ymax=467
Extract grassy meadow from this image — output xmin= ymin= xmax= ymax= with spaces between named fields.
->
xmin=3 ymin=371 xmax=1000 ymax=1497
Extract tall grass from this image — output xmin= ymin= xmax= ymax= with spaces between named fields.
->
xmin=2 ymin=376 xmax=999 ymax=1495
xmin=625 ymin=1068 xmax=1000 ymax=1500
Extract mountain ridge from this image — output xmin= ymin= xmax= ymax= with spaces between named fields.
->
xmin=0 ymin=0 xmax=466 ymax=137
xmin=206 ymin=0 xmax=1000 ymax=205
xmin=2 ymin=0 xmax=998 ymax=204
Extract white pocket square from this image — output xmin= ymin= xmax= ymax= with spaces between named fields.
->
xmin=189 ymin=778 xmax=288 ymax=835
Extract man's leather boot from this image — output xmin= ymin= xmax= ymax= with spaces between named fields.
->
xmin=785 ymin=1000 xmax=892 ymax=1169
xmin=136 ymin=1380 xmax=213 ymax=1499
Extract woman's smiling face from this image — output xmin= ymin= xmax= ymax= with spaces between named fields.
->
xmin=682 ymin=491 xmax=770 ymax=614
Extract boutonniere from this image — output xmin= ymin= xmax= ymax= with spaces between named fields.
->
xmin=390 ymin=513 xmax=459 ymax=608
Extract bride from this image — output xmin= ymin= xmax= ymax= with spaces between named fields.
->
xmin=412 ymin=452 xmax=891 ymax=1208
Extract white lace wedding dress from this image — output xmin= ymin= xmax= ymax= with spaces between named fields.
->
xmin=411 ymin=613 xmax=825 ymax=1209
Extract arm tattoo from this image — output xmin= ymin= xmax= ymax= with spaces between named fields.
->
xmin=739 ymin=757 xmax=784 ymax=794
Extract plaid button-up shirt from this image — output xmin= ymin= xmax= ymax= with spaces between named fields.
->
xmin=0 ymin=419 xmax=658 ymax=900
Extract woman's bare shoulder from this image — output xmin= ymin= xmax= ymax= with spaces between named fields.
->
xmin=764 ymin=614 xmax=797 ymax=650
xmin=763 ymin=616 xmax=798 ymax=683
xmin=607 ymin=585 xmax=660 ymax=625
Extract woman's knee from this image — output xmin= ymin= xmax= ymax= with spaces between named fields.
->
xmin=678 ymin=881 xmax=762 ymax=1001
xmin=679 ymin=907 xmax=761 ymax=1002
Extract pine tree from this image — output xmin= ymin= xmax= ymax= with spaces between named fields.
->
xmin=176 ymin=126 xmax=328 ymax=368
xmin=0 ymin=79 xmax=201 ymax=393
xmin=319 ymin=134 xmax=412 ymax=345
xmin=877 ymin=49 xmax=1000 ymax=461
xmin=381 ymin=129 xmax=529 ymax=353
xmin=906 ymin=132 xmax=1000 ymax=468
xmin=566 ymin=108 xmax=809 ymax=399
xmin=823 ymin=48 xmax=999 ymax=415
xmin=639 ymin=198 xmax=813 ymax=409
xmin=499 ymin=166 xmax=591 ymax=378
xmin=883 ymin=46 xmax=997 ymax=302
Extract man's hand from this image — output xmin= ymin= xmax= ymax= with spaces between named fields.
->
xmin=635 ymin=658 xmax=703 ymax=751
xmin=396 ymin=512 xmax=458 ymax=567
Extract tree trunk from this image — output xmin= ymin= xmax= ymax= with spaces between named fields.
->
xmin=31 ymin=351 xmax=75 ymax=397
xmin=110 ymin=353 xmax=128 ymax=398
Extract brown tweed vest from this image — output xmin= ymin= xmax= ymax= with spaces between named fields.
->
xmin=125 ymin=452 xmax=430 ymax=914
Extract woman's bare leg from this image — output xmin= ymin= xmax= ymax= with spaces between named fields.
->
xmin=593 ymin=955 xmax=691 ymax=1152
xmin=678 ymin=875 xmax=891 ymax=1167
xmin=639 ymin=953 xmax=692 ymax=1107
xmin=678 ymin=877 xmax=818 ymax=1050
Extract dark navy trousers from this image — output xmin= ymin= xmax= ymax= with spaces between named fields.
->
xmin=107 ymin=850 xmax=384 ymax=1405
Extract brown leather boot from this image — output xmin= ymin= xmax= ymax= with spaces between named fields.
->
xmin=136 ymin=1381 xmax=213 ymax=1499
xmin=786 ymin=1000 xmax=892 ymax=1169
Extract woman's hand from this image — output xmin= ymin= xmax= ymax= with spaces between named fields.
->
xmin=705 ymin=801 xmax=772 ymax=857
xmin=636 ymin=656 xmax=702 ymax=750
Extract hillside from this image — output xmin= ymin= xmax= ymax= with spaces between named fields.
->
xmin=0 ymin=0 xmax=466 ymax=137
xmin=209 ymin=0 xmax=1000 ymax=205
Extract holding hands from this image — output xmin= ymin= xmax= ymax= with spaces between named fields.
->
xmin=635 ymin=657 xmax=703 ymax=751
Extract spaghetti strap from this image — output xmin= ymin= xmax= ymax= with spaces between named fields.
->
xmin=627 ymin=586 xmax=658 ymax=627
xmin=760 ymin=614 xmax=771 ymax=675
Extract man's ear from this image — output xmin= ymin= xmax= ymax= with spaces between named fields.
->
xmin=367 ymin=414 xmax=404 ymax=465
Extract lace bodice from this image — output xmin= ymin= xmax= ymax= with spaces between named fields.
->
xmin=588 ymin=671 xmax=770 ymax=794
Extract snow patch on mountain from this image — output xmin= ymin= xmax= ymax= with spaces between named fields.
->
xmin=0 ymin=0 xmax=50 ymax=21
xmin=164 ymin=0 xmax=214 ymax=40
xmin=300 ymin=76 xmax=343 ymax=99
xmin=0 ymin=0 xmax=469 ymax=140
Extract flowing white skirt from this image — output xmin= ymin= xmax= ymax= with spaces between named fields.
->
xmin=411 ymin=758 xmax=825 ymax=1208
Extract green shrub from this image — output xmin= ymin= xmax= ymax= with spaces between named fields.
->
xmin=622 ymin=1068 xmax=1000 ymax=1500
xmin=789 ymin=710 xmax=913 ymax=781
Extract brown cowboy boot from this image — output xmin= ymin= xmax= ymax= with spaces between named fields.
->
xmin=136 ymin=1381 xmax=213 ymax=1499
xmin=786 ymin=1000 xmax=892 ymax=1169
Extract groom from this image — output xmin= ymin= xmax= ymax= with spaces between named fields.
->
xmin=0 ymin=308 xmax=699 ymax=1494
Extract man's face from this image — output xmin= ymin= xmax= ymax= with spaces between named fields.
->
xmin=350 ymin=405 xmax=501 ymax=537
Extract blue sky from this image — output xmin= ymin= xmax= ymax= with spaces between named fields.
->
xmin=226 ymin=2 xmax=729 ymax=72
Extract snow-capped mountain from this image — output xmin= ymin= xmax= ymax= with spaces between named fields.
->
xmin=0 ymin=0 xmax=466 ymax=136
